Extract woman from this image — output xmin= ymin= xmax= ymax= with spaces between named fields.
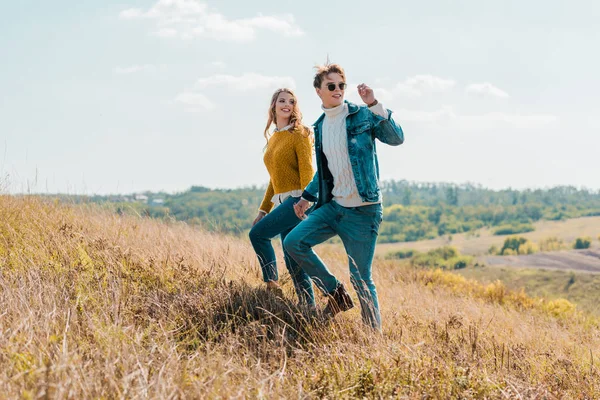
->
xmin=249 ymin=88 xmax=316 ymax=306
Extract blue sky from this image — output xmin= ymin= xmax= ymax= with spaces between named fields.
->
xmin=1 ymin=0 xmax=599 ymax=195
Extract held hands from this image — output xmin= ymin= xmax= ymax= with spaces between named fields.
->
xmin=357 ymin=83 xmax=376 ymax=106
xmin=293 ymin=199 xmax=310 ymax=220
xmin=252 ymin=212 xmax=265 ymax=226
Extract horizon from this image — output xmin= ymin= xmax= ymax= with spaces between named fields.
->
xmin=12 ymin=178 xmax=600 ymax=197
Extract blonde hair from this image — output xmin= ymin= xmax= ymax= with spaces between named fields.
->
xmin=263 ymin=88 xmax=304 ymax=145
xmin=313 ymin=63 xmax=346 ymax=89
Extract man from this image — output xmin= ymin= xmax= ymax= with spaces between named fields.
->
xmin=283 ymin=63 xmax=404 ymax=330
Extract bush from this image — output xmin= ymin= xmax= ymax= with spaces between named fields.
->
xmin=493 ymin=223 xmax=535 ymax=236
xmin=573 ymin=237 xmax=592 ymax=250
xmin=500 ymin=236 xmax=528 ymax=255
xmin=518 ymin=241 xmax=538 ymax=255
xmin=539 ymin=236 xmax=566 ymax=252
xmin=385 ymin=249 xmax=418 ymax=260
xmin=488 ymin=245 xmax=499 ymax=255
xmin=411 ymin=246 xmax=473 ymax=270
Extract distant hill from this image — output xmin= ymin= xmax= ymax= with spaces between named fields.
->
xmin=51 ymin=181 xmax=600 ymax=243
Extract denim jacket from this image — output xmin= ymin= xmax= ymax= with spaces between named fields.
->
xmin=302 ymin=100 xmax=404 ymax=208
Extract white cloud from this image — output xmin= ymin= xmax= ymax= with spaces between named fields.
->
xmin=196 ymin=73 xmax=296 ymax=91
xmin=119 ymin=0 xmax=304 ymax=42
xmin=396 ymin=105 xmax=557 ymax=128
xmin=211 ymin=61 xmax=226 ymax=69
xmin=119 ymin=8 xmax=146 ymax=19
xmin=397 ymin=106 xmax=456 ymax=122
xmin=344 ymin=83 xmax=398 ymax=104
xmin=245 ymin=14 xmax=304 ymax=37
xmin=155 ymin=28 xmax=178 ymax=38
xmin=174 ymin=92 xmax=215 ymax=112
xmin=174 ymin=73 xmax=294 ymax=112
xmin=344 ymin=75 xmax=454 ymax=101
xmin=396 ymin=75 xmax=456 ymax=96
xmin=466 ymin=82 xmax=510 ymax=98
xmin=113 ymin=64 xmax=156 ymax=74
xmin=463 ymin=112 xmax=557 ymax=127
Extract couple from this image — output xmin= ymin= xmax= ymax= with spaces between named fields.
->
xmin=249 ymin=63 xmax=404 ymax=330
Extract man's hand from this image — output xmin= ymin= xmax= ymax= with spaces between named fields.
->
xmin=293 ymin=199 xmax=311 ymax=220
xmin=358 ymin=83 xmax=376 ymax=106
xmin=252 ymin=212 xmax=266 ymax=226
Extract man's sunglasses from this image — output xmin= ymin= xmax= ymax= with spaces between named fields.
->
xmin=326 ymin=82 xmax=347 ymax=91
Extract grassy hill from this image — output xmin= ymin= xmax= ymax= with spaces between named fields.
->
xmin=456 ymin=265 xmax=600 ymax=317
xmin=1 ymin=196 xmax=600 ymax=398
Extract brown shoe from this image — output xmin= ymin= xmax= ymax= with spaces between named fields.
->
xmin=323 ymin=283 xmax=354 ymax=318
xmin=267 ymin=285 xmax=284 ymax=298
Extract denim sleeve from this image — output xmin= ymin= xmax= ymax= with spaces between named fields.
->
xmin=301 ymin=172 xmax=319 ymax=202
xmin=371 ymin=109 xmax=404 ymax=146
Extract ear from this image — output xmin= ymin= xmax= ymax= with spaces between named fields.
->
xmin=315 ymin=87 xmax=322 ymax=98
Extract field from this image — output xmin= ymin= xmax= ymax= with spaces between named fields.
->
xmin=484 ymin=249 xmax=600 ymax=273
xmin=2 ymin=195 xmax=600 ymax=398
xmin=377 ymin=216 xmax=600 ymax=256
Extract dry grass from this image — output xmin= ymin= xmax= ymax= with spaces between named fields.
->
xmin=1 ymin=196 xmax=600 ymax=399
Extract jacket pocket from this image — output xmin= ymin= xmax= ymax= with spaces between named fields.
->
xmin=349 ymin=121 xmax=370 ymax=135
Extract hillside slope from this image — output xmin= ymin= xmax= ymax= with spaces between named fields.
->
xmin=1 ymin=196 xmax=599 ymax=398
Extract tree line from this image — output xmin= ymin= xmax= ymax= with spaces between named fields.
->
xmin=54 ymin=181 xmax=600 ymax=243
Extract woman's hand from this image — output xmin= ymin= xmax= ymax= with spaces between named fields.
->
xmin=293 ymin=199 xmax=311 ymax=220
xmin=253 ymin=212 xmax=266 ymax=226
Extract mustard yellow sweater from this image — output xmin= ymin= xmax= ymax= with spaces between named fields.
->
xmin=259 ymin=126 xmax=314 ymax=213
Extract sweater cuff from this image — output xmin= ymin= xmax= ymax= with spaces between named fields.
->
xmin=369 ymin=102 xmax=389 ymax=119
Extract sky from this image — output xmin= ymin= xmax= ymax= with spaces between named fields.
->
xmin=1 ymin=0 xmax=599 ymax=195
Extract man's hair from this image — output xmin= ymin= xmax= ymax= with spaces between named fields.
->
xmin=313 ymin=63 xmax=346 ymax=89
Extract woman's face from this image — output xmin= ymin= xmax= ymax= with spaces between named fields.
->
xmin=316 ymin=73 xmax=345 ymax=108
xmin=274 ymin=91 xmax=296 ymax=121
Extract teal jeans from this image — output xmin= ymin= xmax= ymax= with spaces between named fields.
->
xmin=283 ymin=201 xmax=383 ymax=329
xmin=249 ymin=196 xmax=316 ymax=306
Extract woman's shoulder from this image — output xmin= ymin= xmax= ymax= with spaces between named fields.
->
xmin=291 ymin=124 xmax=313 ymax=139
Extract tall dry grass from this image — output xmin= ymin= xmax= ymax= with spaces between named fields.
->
xmin=1 ymin=195 xmax=600 ymax=399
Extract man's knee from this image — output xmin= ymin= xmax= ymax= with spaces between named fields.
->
xmin=282 ymin=232 xmax=298 ymax=254
xmin=248 ymin=225 xmax=262 ymax=245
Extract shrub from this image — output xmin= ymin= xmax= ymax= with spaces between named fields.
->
xmin=385 ymin=249 xmax=418 ymax=260
xmin=487 ymin=245 xmax=499 ymax=255
xmin=518 ymin=241 xmax=539 ymax=255
xmin=493 ymin=223 xmax=535 ymax=236
xmin=411 ymin=246 xmax=473 ymax=270
xmin=573 ymin=237 xmax=592 ymax=249
xmin=543 ymin=298 xmax=577 ymax=319
xmin=539 ymin=236 xmax=566 ymax=252
xmin=500 ymin=236 xmax=528 ymax=255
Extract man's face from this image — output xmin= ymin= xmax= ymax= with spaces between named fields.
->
xmin=316 ymin=73 xmax=346 ymax=108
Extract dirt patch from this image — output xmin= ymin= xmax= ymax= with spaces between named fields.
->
xmin=483 ymin=249 xmax=600 ymax=273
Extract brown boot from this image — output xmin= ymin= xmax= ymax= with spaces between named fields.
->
xmin=323 ymin=283 xmax=354 ymax=318
xmin=266 ymin=282 xmax=284 ymax=298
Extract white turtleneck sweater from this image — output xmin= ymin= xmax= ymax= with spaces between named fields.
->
xmin=321 ymin=102 xmax=388 ymax=207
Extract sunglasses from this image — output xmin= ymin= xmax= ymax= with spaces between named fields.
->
xmin=326 ymin=82 xmax=347 ymax=91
